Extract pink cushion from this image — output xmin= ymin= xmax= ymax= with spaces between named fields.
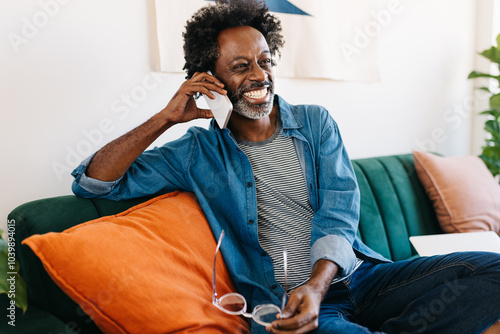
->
xmin=413 ymin=151 xmax=500 ymax=234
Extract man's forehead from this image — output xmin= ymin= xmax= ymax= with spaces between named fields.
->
xmin=217 ymin=26 xmax=269 ymax=56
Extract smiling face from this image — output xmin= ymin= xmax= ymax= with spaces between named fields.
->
xmin=215 ymin=26 xmax=275 ymax=120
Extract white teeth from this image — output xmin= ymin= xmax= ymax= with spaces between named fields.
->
xmin=243 ymin=88 xmax=267 ymax=99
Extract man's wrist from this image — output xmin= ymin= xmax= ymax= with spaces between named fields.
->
xmin=155 ymin=109 xmax=177 ymax=130
xmin=307 ymin=260 xmax=339 ymax=298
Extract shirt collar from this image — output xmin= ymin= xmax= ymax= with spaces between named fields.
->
xmin=275 ymin=94 xmax=302 ymax=130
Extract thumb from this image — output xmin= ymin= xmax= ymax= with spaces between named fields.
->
xmin=281 ymin=295 xmax=301 ymax=319
xmin=197 ymin=108 xmax=214 ymax=119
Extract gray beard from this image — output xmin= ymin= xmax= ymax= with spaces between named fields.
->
xmin=231 ymin=92 xmax=275 ymax=120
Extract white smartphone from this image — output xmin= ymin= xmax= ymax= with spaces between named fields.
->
xmin=203 ymin=71 xmax=233 ymax=129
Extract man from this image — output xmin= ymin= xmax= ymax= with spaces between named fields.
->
xmin=72 ymin=1 xmax=500 ymax=333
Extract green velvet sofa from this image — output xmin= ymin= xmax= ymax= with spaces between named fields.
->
xmin=1 ymin=153 xmax=442 ymax=333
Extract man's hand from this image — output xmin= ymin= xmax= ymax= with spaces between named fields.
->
xmin=86 ymin=72 xmax=225 ymax=181
xmin=267 ymin=284 xmax=322 ymax=333
xmin=160 ymin=71 xmax=227 ymax=125
xmin=266 ymin=260 xmax=339 ymax=333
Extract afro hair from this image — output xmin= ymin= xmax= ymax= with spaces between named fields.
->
xmin=182 ymin=0 xmax=284 ymax=78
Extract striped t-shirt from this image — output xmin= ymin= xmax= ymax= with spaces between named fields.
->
xmin=237 ymin=119 xmax=362 ymax=292
xmin=237 ymin=124 xmax=313 ymax=291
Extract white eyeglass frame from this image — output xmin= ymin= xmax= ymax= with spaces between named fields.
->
xmin=212 ymin=230 xmax=287 ymax=326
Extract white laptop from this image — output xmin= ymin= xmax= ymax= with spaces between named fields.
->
xmin=409 ymin=231 xmax=500 ymax=257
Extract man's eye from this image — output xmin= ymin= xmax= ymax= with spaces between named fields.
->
xmin=234 ymin=64 xmax=248 ymax=70
xmin=260 ymin=59 xmax=272 ymax=67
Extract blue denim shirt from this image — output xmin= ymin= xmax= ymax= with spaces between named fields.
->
xmin=72 ymin=95 xmax=388 ymax=331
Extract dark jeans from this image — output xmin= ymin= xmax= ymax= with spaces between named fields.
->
xmin=316 ymin=251 xmax=500 ymax=334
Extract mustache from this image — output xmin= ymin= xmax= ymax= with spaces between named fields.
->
xmin=237 ymin=80 xmax=273 ymax=95
xmin=226 ymin=80 xmax=273 ymax=102
xmin=225 ymin=81 xmax=274 ymax=106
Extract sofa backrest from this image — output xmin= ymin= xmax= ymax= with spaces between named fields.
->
xmin=352 ymin=154 xmax=441 ymax=261
xmin=8 ymin=153 xmax=442 ymax=331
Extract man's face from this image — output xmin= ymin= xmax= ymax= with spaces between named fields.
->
xmin=214 ymin=26 xmax=275 ymax=120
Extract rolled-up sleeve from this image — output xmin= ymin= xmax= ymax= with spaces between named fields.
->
xmin=71 ymin=154 xmax=124 ymax=197
xmin=311 ymin=235 xmax=357 ymax=277
xmin=71 ymin=130 xmax=197 ymax=200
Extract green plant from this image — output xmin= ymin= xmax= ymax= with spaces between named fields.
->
xmin=0 ymin=229 xmax=28 ymax=313
xmin=468 ymin=33 xmax=500 ymax=177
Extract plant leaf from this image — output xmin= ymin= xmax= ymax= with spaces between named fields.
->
xmin=490 ymin=93 xmax=500 ymax=109
xmin=0 ymin=235 xmax=9 ymax=291
xmin=485 ymin=119 xmax=500 ymax=138
xmin=480 ymin=146 xmax=500 ymax=176
xmin=482 ymin=142 xmax=500 ymax=153
xmin=480 ymin=109 xmax=500 ymax=119
xmin=477 ymin=86 xmax=491 ymax=93
xmin=480 ymin=46 xmax=500 ymax=64
xmin=0 ymin=229 xmax=28 ymax=313
xmin=467 ymin=70 xmax=498 ymax=80
xmin=14 ymin=275 xmax=28 ymax=314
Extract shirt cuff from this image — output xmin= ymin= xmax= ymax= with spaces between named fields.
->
xmin=71 ymin=154 xmax=123 ymax=196
xmin=310 ymin=235 xmax=357 ymax=277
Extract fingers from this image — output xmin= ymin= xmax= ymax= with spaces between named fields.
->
xmin=266 ymin=289 xmax=320 ymax=333
xmin=161 ymin=71 xmax=225 ymax=124
xmin=196 ymin=107 xmax=214 ymax=119
xmin=280 ymin=293 xmax=302 ymax=320
xmin=267 ymin=312 xmax=319 ymax=333
xmin=191 ymin=71 xmax=225 ymax=88
xmin=267 ymin=320 xmax=318 ymax=334
xmin=188 ymin=72 xmax=227 ymax=98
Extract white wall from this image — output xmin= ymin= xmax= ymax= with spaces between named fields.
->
xmin=1 ymin=0 xmax=496 ymax=232
xmin=470 ymin=0 xmax=500 ymax=155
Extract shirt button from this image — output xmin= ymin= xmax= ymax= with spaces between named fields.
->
xmin=261 ymin=251 xmax=266 ymax=257
xmin=249 ymin=219 xmax=254 ymax=224
xmin=271 ymin=284 xmax=277 ymax=289
xmin=247 ymin=182 xmax=253 ymax=187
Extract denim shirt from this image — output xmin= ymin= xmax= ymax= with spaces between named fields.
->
xmin=72 ymin=95 xmax=388 ymax=331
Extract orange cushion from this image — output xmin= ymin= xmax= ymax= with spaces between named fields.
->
xmin=413 ymin=151 xmax=500 ymax=234
xmin=22 ymin=191 xmax=250 ymax=334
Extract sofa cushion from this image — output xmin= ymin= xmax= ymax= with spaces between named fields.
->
xmin=352 ymin=154 xmax=441 ymax=261
xmin=22 ymin=191 xmax=250 ymax=334
xmin=10 ymin=195 xmax=153 ymax=333
xmin=413 ymin=151 xmax=500 ymax=234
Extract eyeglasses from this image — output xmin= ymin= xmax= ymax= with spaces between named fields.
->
xmin=212 ymin=230 xmax=288 ymax=326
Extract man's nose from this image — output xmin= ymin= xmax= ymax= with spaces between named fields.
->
xmin=248 ymin=63 xmax=268 ymax=82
